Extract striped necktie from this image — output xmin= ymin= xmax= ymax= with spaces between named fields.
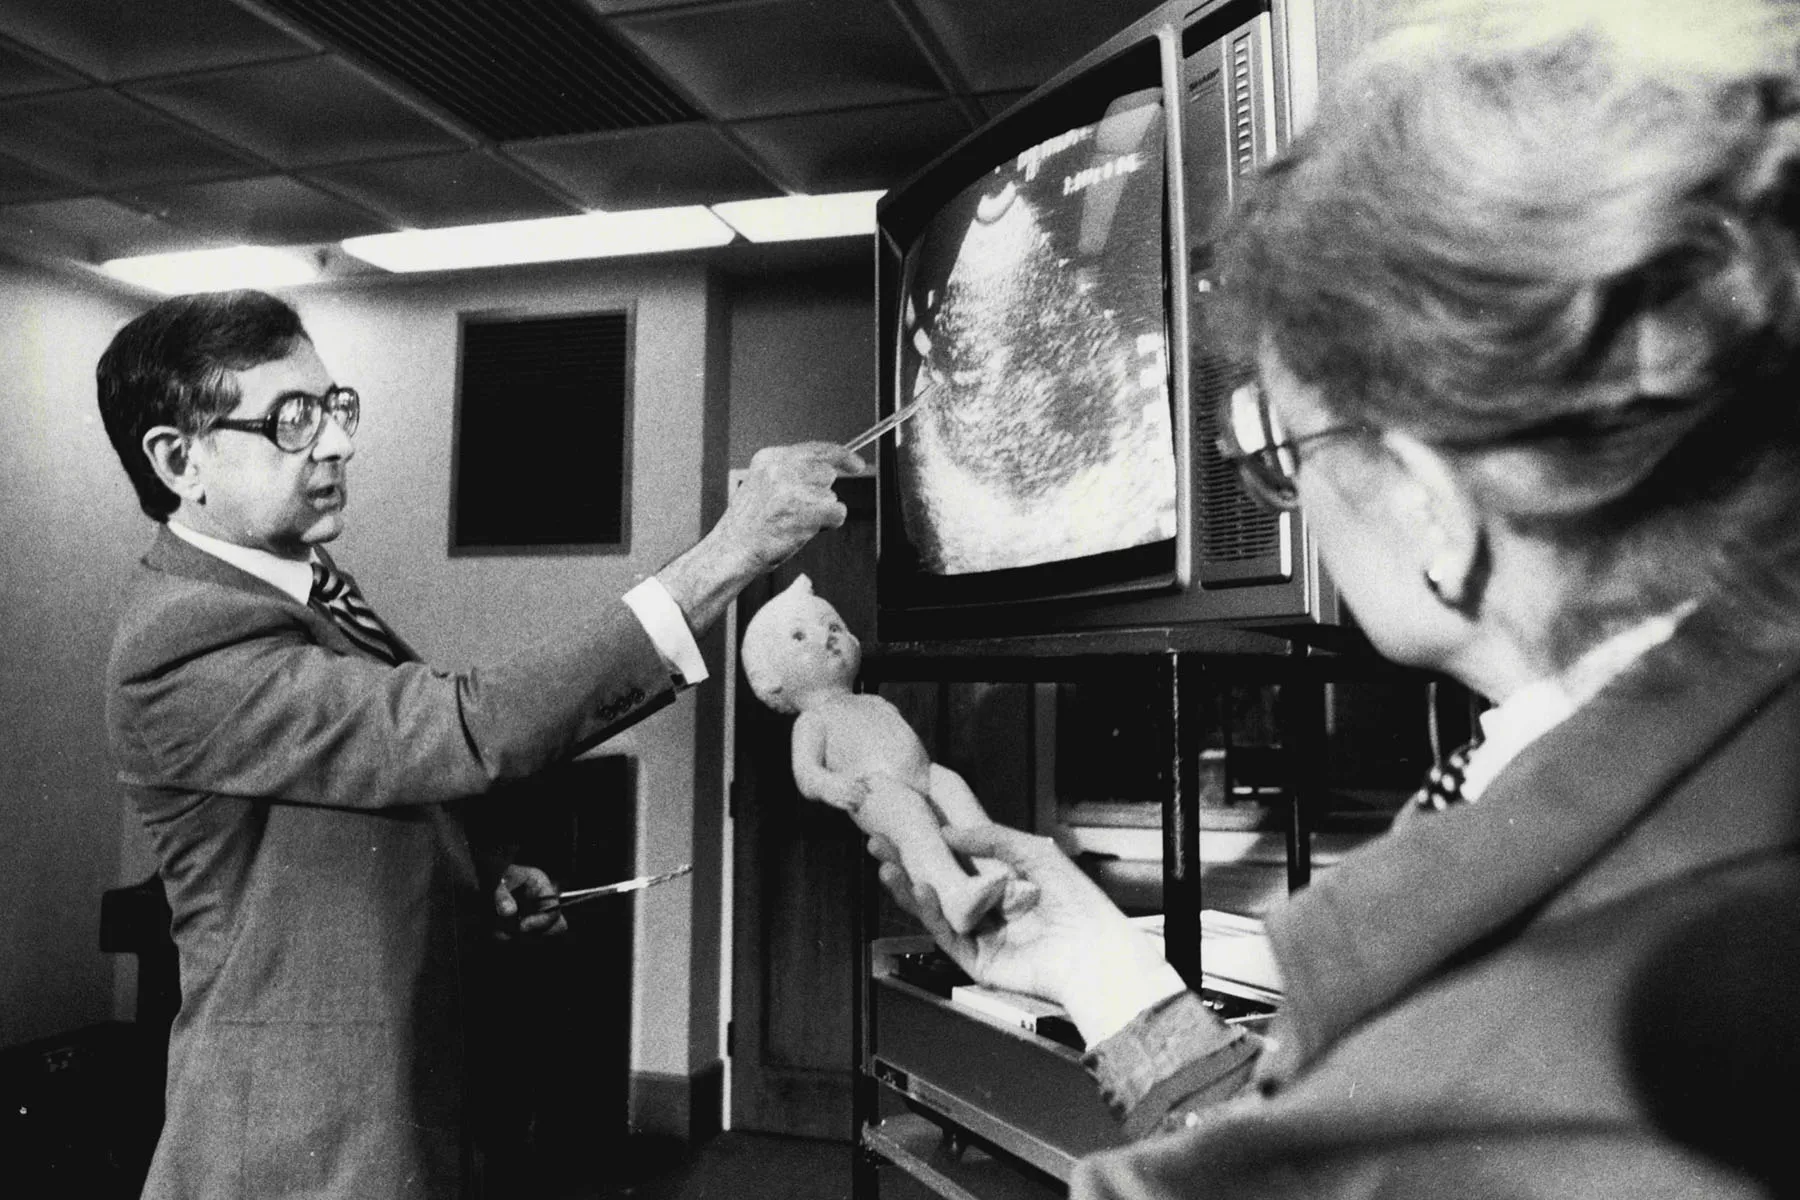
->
xmin=309 ymin=560 xmax=407 ymax=665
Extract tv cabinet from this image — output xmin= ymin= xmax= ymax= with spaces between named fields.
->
xmin=849 ymin=635 xmax=1455 ymax=1199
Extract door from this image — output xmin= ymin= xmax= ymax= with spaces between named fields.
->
xmin=729 ymin=476 xmax=875 ymax=1139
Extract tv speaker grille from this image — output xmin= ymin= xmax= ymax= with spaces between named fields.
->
xmin=1193 ymin=349 xmax=1285 ymax=570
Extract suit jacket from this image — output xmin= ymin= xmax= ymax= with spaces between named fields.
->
xmin=1076 ymin=615 xmax=1800 ymax=1199
xmin=106 ymin=525 xmax=678 ymax=1199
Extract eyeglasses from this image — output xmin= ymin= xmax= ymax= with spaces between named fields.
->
xmin=1215 ymin=380 xmax=1364 ymax=511
xmin=206 ymin=387 xmax=360 ymax=453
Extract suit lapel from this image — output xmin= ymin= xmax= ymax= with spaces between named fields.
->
xmin=143 ymin=523 xmax=297 ymax=604
xmin=143 ymin=525 xmax=419 ymax=665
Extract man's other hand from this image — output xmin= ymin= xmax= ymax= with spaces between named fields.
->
xmin=493 ymin=863 xmax=568 ymax=941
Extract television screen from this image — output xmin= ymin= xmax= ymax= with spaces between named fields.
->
xmin=892 ymin=87 xmax=1175 ymax=578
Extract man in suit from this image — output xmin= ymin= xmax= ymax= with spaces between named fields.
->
xmin=95 ymin=289 xmax=864 ymax=1199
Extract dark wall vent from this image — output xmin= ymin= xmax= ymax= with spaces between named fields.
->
xmin=261 ymin=0 xmax=699 ymax=141
xmin=452 ymin=310 xmax=633 ymax=554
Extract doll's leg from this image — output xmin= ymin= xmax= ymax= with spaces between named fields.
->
xmin=854 ymin=777 xmax=1004 ymax=935
xmin=926 ymin=765 xmax=1036 ymax=910
xmin=925 ymin=764 xmax=990 ymax=827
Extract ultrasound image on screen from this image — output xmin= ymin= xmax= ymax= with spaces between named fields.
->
xmin=896 ymin=89 xmax=1175 ymax=577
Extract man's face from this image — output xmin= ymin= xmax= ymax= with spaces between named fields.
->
xmin=184 ymin=339 xmax=354 ymax=559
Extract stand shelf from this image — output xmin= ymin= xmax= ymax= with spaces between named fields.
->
xmin=863 ymin=1114 xmax=1063 ymax=1200
xmin=850 ymin=637 xmax=1461 ymax=1198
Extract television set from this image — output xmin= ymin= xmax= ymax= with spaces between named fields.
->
xmin=874 ymin=0 xmax=1341 ymax=646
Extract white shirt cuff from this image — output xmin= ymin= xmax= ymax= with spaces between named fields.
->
xmin=622 ymin=577 xmax=709 ymax=687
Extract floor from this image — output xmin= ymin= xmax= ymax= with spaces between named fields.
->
xmin=572 ymin=1131 xmax=854 ymax=1200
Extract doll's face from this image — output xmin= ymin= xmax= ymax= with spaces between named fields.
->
xmin=765 ymin=595 xmax=860 ymax=702
xmin=742 ymin=583 xmax=862 ymax=713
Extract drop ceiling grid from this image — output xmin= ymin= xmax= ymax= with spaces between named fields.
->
xmin=0 ymin=0 xmax=1171 ymax=271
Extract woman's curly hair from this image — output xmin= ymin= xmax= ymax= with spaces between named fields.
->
xmin=1221 ymin=0 xmax=1800 ymax=666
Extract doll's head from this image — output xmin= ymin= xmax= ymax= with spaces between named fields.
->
xmin=740 ymin=574 xmax=862 ymax=715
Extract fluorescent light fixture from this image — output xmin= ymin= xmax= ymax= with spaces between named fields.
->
xmin=711 ymin=190 xmax=885 ymax=243
xmin=341 ymin=208 xmax=737 ymax=272
xmin=101 ymin=246 xmax=321 ymax=294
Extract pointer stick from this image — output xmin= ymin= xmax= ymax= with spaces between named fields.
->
xmin=842 ymin=380 xmax=939 ymax=454
xmin=533 ymin=864 xmax=693 ymax=912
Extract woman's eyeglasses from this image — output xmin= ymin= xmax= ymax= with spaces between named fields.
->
xmin=1215 ymin=380 xmax=1363 ymax=512
xmin=207 ymin=387 xmax=361 ymax=453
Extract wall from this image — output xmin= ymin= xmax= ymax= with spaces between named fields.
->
xmin=0 ymin=261 xmax=146 ymax=1047
xmin=725 ymin=261 xmax=877 ymax=465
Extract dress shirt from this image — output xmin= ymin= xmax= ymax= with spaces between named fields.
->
xmin=165 ymin=518 xmax=707 ymax=686
xmin=620 ymin=575 xmax=710 ymax=686
xmin=168 ymin=519 xmax=314 ymax=603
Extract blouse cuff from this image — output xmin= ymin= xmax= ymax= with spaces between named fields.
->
xmin=1082 ymin=990 xmax=1261 ymax=1138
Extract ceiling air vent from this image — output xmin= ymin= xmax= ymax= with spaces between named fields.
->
xmin=260 ymin=0 xmax=699 ymax=141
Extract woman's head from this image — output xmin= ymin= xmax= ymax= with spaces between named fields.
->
xmin=1222 ymin=0 xmax=1800 ymax=669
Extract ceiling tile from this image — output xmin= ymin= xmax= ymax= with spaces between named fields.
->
xmin=506 ymin=124 xmax=778 ymax=211
xmin=119 ymin=174 xmax=389 ymax=244
xmin=0 ymin=37 xmax=82 ymax=96
xmin=0 ymin=195 xmax=217 ymax=261
xmin=977 ymin=90 xmax=1032 ymax=121
xmin=610 ymin=0 xmax=944 ymax=121
xmin=305 ymin=152 xmax=580 ymax=229
xmin=0 ymin=0 xmax=316 ymax=82
xmin=0 ymin=89 xmax=259 ymax=189
xmin=578 ymin=0 xmax=699 ymax=12
xmin=912 ymin=0 xmax=1166 ymax=93
xmin=0 ymin=149 xmax=80 ymax=204
xmin=730 ymin=101 xmax=976 ymax=195
xmin=128 ymin=56 xmax=469 ymax=170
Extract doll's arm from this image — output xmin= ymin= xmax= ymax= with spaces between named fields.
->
xmin=792 ymin=711 xmax=867 ymax=812
xmin=928 ymin=762 xmax=992 ymax=828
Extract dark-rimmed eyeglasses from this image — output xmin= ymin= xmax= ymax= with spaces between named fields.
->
xmin=1215 ymin=380 xmax=1365 ymax=512
xmin=206 ymin=387 xmax=360 ymax=453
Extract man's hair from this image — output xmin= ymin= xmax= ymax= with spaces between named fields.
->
xmin=97 ymin=289 xmax=310 ymax=520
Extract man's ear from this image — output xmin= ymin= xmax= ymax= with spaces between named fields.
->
xmin=142 ymin=426 xmax=205 ymax=506
xmin=1381 ymin=429 xmax=1487 ymax=611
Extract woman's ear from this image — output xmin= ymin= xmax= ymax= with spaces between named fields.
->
xmin=1381 ymin=429 xmax=1487 ymax=611
xmin=142 ymin=426 xmax=204 ymax=507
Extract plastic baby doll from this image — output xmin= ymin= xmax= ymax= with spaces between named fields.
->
xmin=740 ymin=574 xmax=1012 ymax=934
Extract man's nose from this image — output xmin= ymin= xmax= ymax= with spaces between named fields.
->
xmin=313 ymin=412 xmax=355 ymax=460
